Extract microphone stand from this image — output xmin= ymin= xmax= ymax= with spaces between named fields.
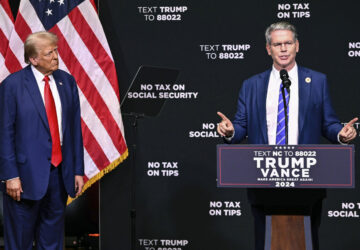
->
xmin=281 ymin=86 xmax=290 ymax=145
xmin=123 ymin=112 xmax=144 ymax=250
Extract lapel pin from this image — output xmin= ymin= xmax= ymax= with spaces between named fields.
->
xmin=305 ymin=77 xmax=311 ymax=83
xmin=59 ymin=82 xmax=63 ymax=86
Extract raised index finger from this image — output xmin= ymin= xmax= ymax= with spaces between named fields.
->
xmin=345 ymin=117 xmax=358 ymax=128
xmin=217 ymin=111 xmax=229 ymax=121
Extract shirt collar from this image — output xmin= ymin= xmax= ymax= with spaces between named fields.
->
xmin=31 ymin=65 xmax=54 ymax=84
xmin=271 ymin=63 xmax=298 ymax=82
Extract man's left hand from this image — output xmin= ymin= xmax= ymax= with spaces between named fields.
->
xmin=339 ymin=117 xmax=358 ymax=143
xmin=74 ymin=175 xmax=84 ymax=197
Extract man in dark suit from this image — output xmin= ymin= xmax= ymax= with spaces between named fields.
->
xmin=217 ymin=22 xmax=357 ymax=250
xmin=0 ymin=31 xmax=84 ymax=249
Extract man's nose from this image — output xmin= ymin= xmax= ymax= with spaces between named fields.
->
xmin=280 ymin=44 xmax=287 ymax=51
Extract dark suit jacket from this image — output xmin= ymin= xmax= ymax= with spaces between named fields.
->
xmin=0 ymin=65 xmax=84 ymax=200
xmin=230 ymin=66 xmax=342 ymax=208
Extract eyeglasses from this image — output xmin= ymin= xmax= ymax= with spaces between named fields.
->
xmin=271 ymin=41 xmax=295 ymax=49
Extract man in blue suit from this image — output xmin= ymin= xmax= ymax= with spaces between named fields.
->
xmin=217 ymin=22 xmax=357 ymax=250
xmin=0 ymin=31 xmax=84 ymax=249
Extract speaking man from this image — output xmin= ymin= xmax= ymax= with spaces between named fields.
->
xmin=0 ymin=31 xmax=84 ymax=249
xmin=217 ymin=22 xmax=357 ymax=250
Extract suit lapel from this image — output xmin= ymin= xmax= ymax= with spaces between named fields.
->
xmin=23 ymin=66 xmax=50 ymax=131
xmin=298 ymin=66 xmax=310 ymax=137
xmin=256 ymin=70 xmax=271 ymax=143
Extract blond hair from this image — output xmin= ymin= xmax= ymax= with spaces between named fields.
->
xmin=24 ymin=31 xmax=58 ymax=64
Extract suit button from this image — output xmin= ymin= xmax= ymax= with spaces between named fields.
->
xmin=48 ymin=157 xmax=51 ymax=161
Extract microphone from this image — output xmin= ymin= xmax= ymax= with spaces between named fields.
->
xmin=279 ymin=69 xmax=291 ymax=145
xmin=280 ymin=69 xmax=291 ymax=91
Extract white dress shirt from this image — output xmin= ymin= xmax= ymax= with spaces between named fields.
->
xmin=266 ymin=64 xmax=299 ymax=145
xmin=31 ymin=65 xmax=63 ymax=144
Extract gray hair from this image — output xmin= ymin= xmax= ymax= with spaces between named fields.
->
xmin=24 ymin=31 xmax=58 ymax=64
xmin=265 ymin=22 xmax=298 ymax=45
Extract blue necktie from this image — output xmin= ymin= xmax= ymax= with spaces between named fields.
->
xmin=276 ymin=83 xmax=289 ymax=145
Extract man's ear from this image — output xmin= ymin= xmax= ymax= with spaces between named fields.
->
xmin=295 ymin=40 xmax=299 ymax=53
xmin=29 ymin=57 xmax=37 ymax=66
xmin=266 ymin=43 xmax=271 ymax=56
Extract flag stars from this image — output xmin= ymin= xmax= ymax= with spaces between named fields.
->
xmin=45 ymin=8 xmax=53 ymax=16
xmin=58 ymin=0 xmax=65 ymax=5
xmin=49 ymin=0 xmax=55 ymax=3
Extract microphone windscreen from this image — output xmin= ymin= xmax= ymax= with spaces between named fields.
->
xmin=280 ymin=69 xmax=288 ymax=80
xmin=280 ymin=69 xmax=291 ymax=88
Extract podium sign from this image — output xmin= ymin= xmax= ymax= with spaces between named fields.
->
xmin=217 ymin=144 xmax=354 ymax=188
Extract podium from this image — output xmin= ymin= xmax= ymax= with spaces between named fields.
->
xmin=217 ymin=144 xmax=355 ymax=250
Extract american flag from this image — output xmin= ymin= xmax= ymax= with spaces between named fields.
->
xmin=0 ymin=0 xmax=128 ymax=203
xmin=0 ymin=0 xmax=14 ymax=81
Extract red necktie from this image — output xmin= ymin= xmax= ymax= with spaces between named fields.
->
xmin=43 ymin=75 xmax=62 ymax=167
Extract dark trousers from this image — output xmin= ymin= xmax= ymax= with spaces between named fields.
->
xmin=3 ymin=166 xmax=67 ymax=250
xmin=251 ymin=199 xmax=323 ymax=250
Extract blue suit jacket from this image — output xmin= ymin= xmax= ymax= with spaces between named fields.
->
xmin=229 ymin=66 xmax=343 ymax=205
xmin=0 ymin=65 xmax=84 ymax=200
xmin=231 ymin=66 xmax=342 ymax=145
